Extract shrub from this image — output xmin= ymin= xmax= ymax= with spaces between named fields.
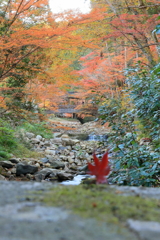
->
xmin=98 ymin=64 xmax=160 ymax=186
xmin=125 ymin=63 xmax=160 ymax=151
xmin=0 ymin=151 xmax=11 ymax=159
xmin=0 ymin=121 xmax=17 ymax=148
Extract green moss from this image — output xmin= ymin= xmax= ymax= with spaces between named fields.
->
xmin=0 ymin=119 xmax=44 ymax=159
xmin=17 ymin=122 xmax=53 ymax=139
xmin=0 ymin=150 xmax=11 ymax=159
xmin=42 ymin=185 xmax=160 ymax=224
xmin=12 ymin=144 xmax=44 ymax=158
xmin=0 ymin=139 xmax=43 ymax=159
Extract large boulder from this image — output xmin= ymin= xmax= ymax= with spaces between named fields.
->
xmin=36 ymin=135 xmax=43 ymax=141
xmin=50 ymin=161 xmax=65 ymax=169
xmin=57 ymin=171 xmax=74 ymax=181
xmin=25 ymin=132 xmax=35 ymax=139
xmin=9 ymin=158 xmax=20 ymax=164
xmin=34 ymin=168 xmax=58 ymax=182
xmin=70 ymin=139 xmax=80 ymax=146
xmin=31 ymin=138 xmax=40 ymax=144
xmin=61 ymin=138 xmax=72 ymax=146
xmin=16 ymin=163 xmax=38 ymax=176
xmin=0 ymin=161 xmax=14 ymax=169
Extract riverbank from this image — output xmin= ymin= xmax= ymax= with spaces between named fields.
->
xmin=0 ymin=118 xmax=110 ymax=183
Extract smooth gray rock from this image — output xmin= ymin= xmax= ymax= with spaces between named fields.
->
xmin=25 ymin=132 xmax=35 ymax=139
xmin=49 ymin=144 xmax=58 ymax=149
xmin=35 ymin=168 xmax=57 ymax=181
xmin=36 ymin=135 xmax=43 ymax=141
xmin=9 ymin=158 xmax=20 ymax=164
xmin=46 ymin=155 xmax=57 ymax=162
xmin=45 ymin=149 xmax=56 ymax=155
xmin=58 ymin=146 xmax=67 ymax=151
xmin=57 ymin=172 xmax=74 ymax=181
xmin=43 ymin=141 xmax=51 ymax=147
xmin=35 ymin=174 xmax=45 ymax=182
xmin=0 ymin=203 xmax=138 ymax=240
xmin=0 ymin=161 xmax=14 ymax=168
xmin=0 ymin=202 xmax=69 ymax=221
xmin=68 ymin=156 xmax=74 ymax=164
xmin=16 ymin=163 xmax=38 ymax=176
xmin=59 ymin=155 xmax=68 ymax=161
xmin=11 ymin=167 xmax=16 ymax=174
xmin=0 ymin=175 xmax=6 ymax=180
xmin=52 ymin=138 xmax=62 ymax=144
xmin=61 ymin=134 xmax=69 ymax=138
xmin=127 ymin=219 xmax=160 ymax=240
xmin=78 ymin=165 xmax=88 ymax=172
xmin=31 ymin=138 xmax=40 ymax=144
xmin=40 ymin=157 xmax=49 ymax=163
xmin=110 ymin=186 xmax=160 ymax=199
xmin=53 ymin=132 xmax=62 ymax=138
xmin=61 ymin=137 xmax=72 ymax=146
xmin=50 ymin=161 xmax=65 ymax=169
xmin=70 ymin=139 xmax=80 ymax=145
xmin=0 ymin=181 xmax=160 ymax=240
xmin=8 ymin=175 xmax=15 ymax=181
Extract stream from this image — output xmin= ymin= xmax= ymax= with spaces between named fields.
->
xmin=86 ymin=134 xmax=108 ymax=141
xmin=61 ymin=175 xmax=89 ymax=185
xmin=61 ymin=134 xmax=108 ymax=185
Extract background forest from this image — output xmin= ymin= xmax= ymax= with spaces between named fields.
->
xmin=0 ymin=0 xmax=160 ymax=186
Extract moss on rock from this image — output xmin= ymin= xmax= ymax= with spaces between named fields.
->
xmin=42 ymin=184 xmax=160 ymax=224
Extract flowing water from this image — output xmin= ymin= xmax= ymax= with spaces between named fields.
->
xmin=86 ymin=134 xmax=108 ymax=141
xmin=69 ymin=134 xmax=108 ymax=141
xmin=61 ymin=175 xmax=89 ymax=185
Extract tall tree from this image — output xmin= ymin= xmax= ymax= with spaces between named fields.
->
xmin=0 ymin=0 xmax=97 ymax=115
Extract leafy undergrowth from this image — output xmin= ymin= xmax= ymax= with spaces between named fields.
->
xmin=11 ymin=144 xmax=44 ymax=158
xmin=17 ymin=121 xmax=53 ymax=139
xmin=42 ymin=185 xmax=160 ymax=224
xmin=0 ymin=119 xmax=49 ymax=159
xmin=98 ymin=64 xmax=160 ymax=187
xmin=0 ymin=138 xmax=44 ymax=160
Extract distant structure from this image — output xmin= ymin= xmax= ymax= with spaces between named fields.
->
xmin=46 ymin=91 xmax=97 ymax=122
xmin=52 ymin=91 xmax=85 ymax=118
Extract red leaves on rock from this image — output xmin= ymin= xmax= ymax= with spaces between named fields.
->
xmin=88 ymin=152 xmax=110 ymax=184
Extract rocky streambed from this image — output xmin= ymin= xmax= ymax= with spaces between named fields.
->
xmin=0 ymin=120 xmax=109 ymax=184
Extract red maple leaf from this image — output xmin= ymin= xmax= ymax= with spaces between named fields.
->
xmin=88 ymin=152 xmax=110 ymax=184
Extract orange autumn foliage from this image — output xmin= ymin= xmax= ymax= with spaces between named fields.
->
xmin=0 ymin=0 xmax=159 ymax=116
